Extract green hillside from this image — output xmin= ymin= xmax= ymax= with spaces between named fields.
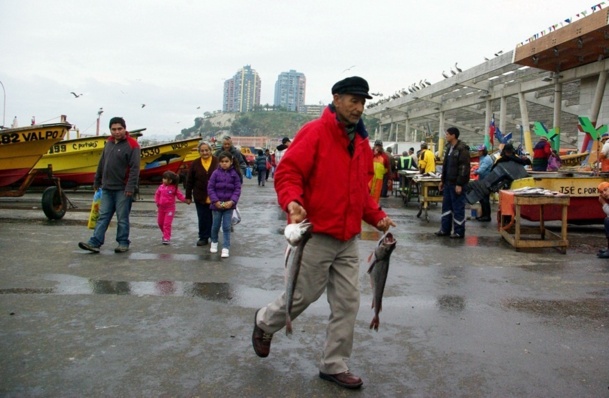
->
xmin=175 ymin=110 xmax=380 ymax=143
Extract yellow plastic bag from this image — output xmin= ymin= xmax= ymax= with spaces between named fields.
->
xmin=87 ymin=189 xmax=102 ymax=229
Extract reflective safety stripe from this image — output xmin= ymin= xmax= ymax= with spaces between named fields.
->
xmin=441 ymin=210 xmax=453 ymax=218
xmin=454 ymin=217 xmax=466 ymax=225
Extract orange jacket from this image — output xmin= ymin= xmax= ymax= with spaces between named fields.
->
xmin=274 ymin=106 xmax=386 ymax=241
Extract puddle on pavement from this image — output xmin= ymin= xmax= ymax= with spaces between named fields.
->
xmin=0 ymin=274 xmax=233 ymax=302
xmin=129 ymin=253 xmax=205 ymax=261
xmin=437 ymin=295 xmax=466 ymax=311
xmin=502 ymin=297 xmax=609 ymax=320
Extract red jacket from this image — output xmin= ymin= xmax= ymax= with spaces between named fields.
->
xmin=274 ymin=106 xmax=386 ymax=241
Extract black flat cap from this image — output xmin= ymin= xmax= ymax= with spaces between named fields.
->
xmin=331 ymin=76 xmax=372 ymax=99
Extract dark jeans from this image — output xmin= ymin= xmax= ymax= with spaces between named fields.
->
xmin=480 ymin=194 xmax=491 ymax=218
xmin=195 ymin=202 xmax=213 ymax=240
xmin=257 ymin=168 xmax=267 ymax=186
xmin=440 ymin=182 xmax=467 ymax=236
xmin=381 ymin=174 xmax=389 ymax=197
xmin=88 ymin=189 xmax=133 ymax=247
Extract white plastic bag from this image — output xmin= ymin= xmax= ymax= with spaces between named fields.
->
xmin=231 ymin=206 xmax=241 ymax=225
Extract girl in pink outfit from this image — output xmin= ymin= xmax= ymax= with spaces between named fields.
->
xmin=155 ymin=171 xmax=188 ymax=244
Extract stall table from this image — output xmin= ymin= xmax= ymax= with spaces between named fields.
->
xmin=414 ymin=176 xmax=442 ymax=222
xmin=498 ymin=190 xmax=570 ymax=254
xmin=397 ymin=170 xmax=420 ymax=204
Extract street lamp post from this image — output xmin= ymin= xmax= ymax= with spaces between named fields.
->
xmin=96 ymin=107 xmax=104 ymax=136
xmin=0 ymin=80 xmax=5 ymax=128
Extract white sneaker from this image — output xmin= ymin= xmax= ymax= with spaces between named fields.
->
xmin=210 ymin=242 xmax=218 ymax=253
xmin=221 ymin=248 xmax=229 ymax=258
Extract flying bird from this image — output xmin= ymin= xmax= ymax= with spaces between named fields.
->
xmin=442 ymin=71 xmax=449 ymax=79
xmin=197 ymin=106 xmax=201 ymax=109
xmin=371 ymin=92 xmax=383 ymax=97
xmin=342 ymin=65 xmax=356 ymax=73
xmin=70 ymin=92 xmax=83 ymax=98
xmin=141 ymin=104 xmax=146 ymax=108
xmin=455 ymin=62 xmax=462 ymax=73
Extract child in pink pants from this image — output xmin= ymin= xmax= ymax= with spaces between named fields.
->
xmin=155 ymin=171 xmax=188 ymax=244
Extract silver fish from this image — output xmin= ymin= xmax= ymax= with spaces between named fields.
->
xmin=284 ymin=220 xmax=313 ymax=335
xmin=367 ymin=232 xmax=397 ymax=331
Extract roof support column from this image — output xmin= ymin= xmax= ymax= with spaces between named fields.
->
xmin=438 ymin=112 xmax=446 ymax=160
xmin=499 ymin=96 xmax=507 ymax=141
xmin=404 ymin=119 xmax=410 ymax=142
xmin=553 ymin=79 xmax=563 ymax=150
xmin=518 ymin=92 xmax=532 ymax=155
xmin=484 ymin=100 xmax=492 ymax=149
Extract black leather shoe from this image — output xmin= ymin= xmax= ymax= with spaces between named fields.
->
xmin=598 ymin=251 xmax=609 ymax=259
xmin=434 ymin=231 xmax=450 ymax=237
xmin=319 ymin=371 xmax=363 ymax=389
xmin=597 ymin=248 xmax=609 ymax=254
xmin=450 ymin=233 xmax=464 ymax=239
xmin=196 ymin=238 xmax=209 ymax=246
xmin=252 ymin=309 xmax=273 ymax=358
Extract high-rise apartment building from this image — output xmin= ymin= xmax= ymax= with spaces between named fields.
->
xmin=274 ymin=70 xmax=306 ymax=112
xmin=223 ymin=65 xmax=261 ymax=113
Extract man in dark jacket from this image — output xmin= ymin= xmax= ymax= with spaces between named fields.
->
xmin=436 ymin=127 xmax=470 ymax=239
xmin=78 ymin=117 xmax=141 ymax=253
xmin=215 ymin=136 xmax=246 ymax=178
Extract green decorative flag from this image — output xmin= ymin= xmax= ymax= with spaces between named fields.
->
xmin=484 ymin=135 xmax=491 ymax=151
xmin=533 ymin=121 xmax=560 ymax=151
xmin=578 ymin=116 xmax=607 ymax=140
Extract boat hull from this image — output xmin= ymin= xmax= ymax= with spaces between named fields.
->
xmin=33 ymin=135 xmax=110 ymax=187
xmin=0 ymin=123 xmax=71 ymax=187
xmin=510 ymin=175 xmax=608 ymax=224
xmin=138 ymin=138 xmax=200 ymax=185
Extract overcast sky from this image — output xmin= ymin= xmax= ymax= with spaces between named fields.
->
xmin=0 ymin=0 xmax=591 ymax=139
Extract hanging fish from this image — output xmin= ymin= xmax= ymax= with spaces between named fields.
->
xmin=367 ymin=232 xmax=397 ymax=331
xmin=284 ymin=220 xmax=313 ymax=335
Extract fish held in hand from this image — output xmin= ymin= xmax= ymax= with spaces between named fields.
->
xmin=284 ymin=220 xmax=313 ymax=335
xmin=367 ymin=232 xmax=397 ymax=331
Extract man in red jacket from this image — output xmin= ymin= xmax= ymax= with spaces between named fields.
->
xmin=252 ymin=76 xmax=395 ymax=389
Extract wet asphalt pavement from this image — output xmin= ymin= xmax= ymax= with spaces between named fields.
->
xmin=0 ymin=178 xmax=608 ymax=397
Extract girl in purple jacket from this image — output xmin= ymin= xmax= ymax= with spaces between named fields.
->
xmin=208 ymin=152 xmax=242 ymax=258
xmin=155 ymin=171 xmax=188 ymax=245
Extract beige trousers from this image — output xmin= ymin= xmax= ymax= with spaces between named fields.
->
xmin=257 ymin=233 xmax=361 ymax=374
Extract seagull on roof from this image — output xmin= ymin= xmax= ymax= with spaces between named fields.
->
xmin=424 ymin=79 xmax=431 ymax=86
xmin=450 ymin=68 xmax=457 ymax=76
xmin=70 ymin=92 xmax=83 ymax=98
xmin=442 ymin=71 xmax=449 ymax=79
xmin=455 ymin=62 xmax=462 ymax=73
xmin=494 ymin=50 xmax=503 ymax=57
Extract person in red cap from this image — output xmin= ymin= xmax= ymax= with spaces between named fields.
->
xmin=532 ymin=136 xmax=552 ymax=171
xmin=252 ymin=76 xmax=396 ymax=389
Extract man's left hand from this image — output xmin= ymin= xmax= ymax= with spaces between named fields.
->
xmin=376 ymin=217 xmax=396 ymax=232
xmin=455 ymin=185 xmax=462 ymax=195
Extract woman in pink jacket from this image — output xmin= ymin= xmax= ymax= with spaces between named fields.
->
xmin=155 ymin=171 xmax=188 ymax=245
